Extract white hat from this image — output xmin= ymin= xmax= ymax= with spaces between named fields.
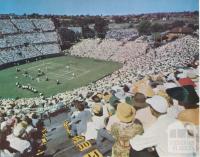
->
xmin=163 ymin=82 xmax=177 ymax=89
xmin=115 ymin=91 xmax=126 ymax=100
xmin=146 ymin=95 xmax=168 ymax=113
xmin=177 ymin=72 xmax=187 ymax=79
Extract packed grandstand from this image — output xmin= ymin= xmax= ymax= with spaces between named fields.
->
xmin=0 ymin=16 xmax=199 ymax=157
xmin=0 ymin=18 xmax=60 ymax=66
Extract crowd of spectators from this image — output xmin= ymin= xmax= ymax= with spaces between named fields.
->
xmin=0 ymin=31 xmax=199 ymax=157
xmin=0 ymin=44 xmax=60 ymax=65
xmin=0 ymin=18 xmax=55 ymax=35
xmin=0 ymin=18 xmax=60 ymax=66
xmin=105 ymin=28 xmax=138 ymax=41
xmin=70 ymin=38 xmax=149 ymax=61
xmin=67 ymin=62 xmax=199 ymax=156
xmin=0 ymin=106 xmax=46 ymax=157
xmin=0 ymin=32 xmax=58 ymax=48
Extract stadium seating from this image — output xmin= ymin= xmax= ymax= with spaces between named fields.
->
xmin=0 ymin=16 xmax=199 ymax=157
xmin=0 ymin=18 xmax=60 ymax=66
xmin=0 ymin=19 xmax=18 ymax=34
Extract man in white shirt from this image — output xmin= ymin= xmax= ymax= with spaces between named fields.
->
xmin=70 ymin=102 xmax=91 ymax=136
xmin=7 ymin=124 xmax=31 ymax=154
xmin=135 ymin=106 xmax=157 ymax=131
xmin=85 ymin=103 xmax=109 ymax=140
xmin=130 ymin=95 xmax=195 ymax=157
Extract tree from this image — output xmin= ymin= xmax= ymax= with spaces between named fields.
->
xmin=58 ymin=28 xmax=76 ymax=42
xmin=94 ymin=18 xmax=108 ymax=39
xmin=51 ymin=17 xmax=61 ymax=28
xmin=137 ymin=20 xmax=151 ymax=35
xmin=151 ymin=23 xmax=164 ymax=33
xmin=171 ymin=20 xmax=185 ymax=28
xmin=113 ymin=16 xmax=125 ymax=23
xmin=193 ymin=11 xmax=199 ymax=16
xmin=82 ymin=25 xmax=95 ymax=38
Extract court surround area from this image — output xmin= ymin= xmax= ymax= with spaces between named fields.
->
xmin=0 ymin=56 xmax=122 ymax=98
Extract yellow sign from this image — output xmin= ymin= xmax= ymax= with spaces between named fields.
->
xmin=42 ymin=138 xmax=47 ymax=144
xmin=64 ymin=120 xmax=71 ymax=134
xmin=76 ymin=141 xmax=92 ymax=151
xmin=36 ymin=149 xmax=45 ymax=156
xmin=83 ymin=149 xmax=103 ymax=157
xmin=42 ymin=128 xmax=47 ymax=133
xmin=72 ymin=136 xmax=85 ymax=144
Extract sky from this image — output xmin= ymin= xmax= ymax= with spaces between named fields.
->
xmin=0 ymin=0 xmax=198 ymax=15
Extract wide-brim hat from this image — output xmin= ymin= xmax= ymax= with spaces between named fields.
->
xmin=177 ymin=109 xmax=199 ymax=125
xmin=109 ymin=95 xmax=120 ymax=107
xmin=132 ymin=93 xmax=148 ymax=109
xmin=132 ymin=81 xmax=154 ymax=97
xmin=146 ymin=95 xmax=168 ymax=113
xmin=178 ymin=78 xmax=196 ymax=87
xmin=92 ymin=103 xmax=102 ymax=114
xmin=103 ymin=93 xmax=112 ymax=103
xmin=116 ymin=103 xmax=136 ymax=123
xmin=166 ymin=85 xmax=199 ymax=105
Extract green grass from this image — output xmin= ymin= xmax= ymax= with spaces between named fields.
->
xmin=0 ymin=56 xmax=122 ymax=99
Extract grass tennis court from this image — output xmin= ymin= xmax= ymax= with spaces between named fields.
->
xmin=0 ymin=56 xmax=122 ymax=99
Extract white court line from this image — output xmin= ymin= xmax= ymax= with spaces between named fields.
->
xmin=26 ymin=62 xmax=52 ymax=70
xmin=48 ymin=70 xmax=90 ymax=80
xmin=64 ymin=70 xmax=90 ymax=80
xmin=48 ymin=71 xmax=73 ymax=77
xmin=24 ymin=61 xmax=91 ymax=81
xmin=48 ymin=67 xmax=81 ymax=77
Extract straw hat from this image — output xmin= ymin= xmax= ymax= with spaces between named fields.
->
xmin=132 ymin=79 xmax=154 ymax=97
xmin=92 ymin=103 xmax=102 ymax=114
xmin=103 ymin=93 xmax=112 ymax=103
xmin=116 ymin=103 xmax=136 ymax=123
xmin=178 ymin=108 xmax=199 ymax=125
xmin=21 ymin=121 xmax=28 ymax=128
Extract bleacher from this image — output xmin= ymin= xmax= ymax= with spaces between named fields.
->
xmin=0 ymin=18 xmax=60 ymax=66
xmin=63 ymin=120 xmax=104 ymax=157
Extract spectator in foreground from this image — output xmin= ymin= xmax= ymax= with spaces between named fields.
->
xmin=7 ymin=123 xmax=31 ymax=155
xmin=85 ymin=103 xmax=109 ymax=140
xmin=111 ymin=102 xmax=143 ymax=157
xmin=130 ymin=95 xmax=195 ymax=157
xmin=0 ymin=129 xmax=20 ymax=157
xmin=69 ymin=102 xmax=91 ymax=136
xmin=166 ymin=85 xmax=199 ymax=122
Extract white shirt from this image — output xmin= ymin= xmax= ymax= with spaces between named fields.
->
xmin=135 ymin=107 xmax=157 ymax=131
xmin=130 ymin=115 xmax=195 ymax=157
xmin=167 ymin=104 xmax=184 ymax=118
xmin=85 ymin=116 xmax=105 ymax=140
xmin=71 ymin=110 xmax=91 ymax=135
xmin=0 ymin=149 xmax=20 ymax=157
xmin=7 ymin=134 xmax=31 ymax=154
xmin=85 ymin=106 xmax=109 ymax=140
